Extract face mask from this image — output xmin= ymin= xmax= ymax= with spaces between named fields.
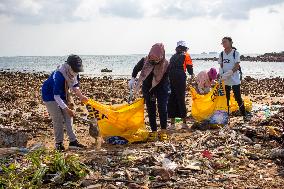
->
xmin=149 ymin=60 xmax=160 ymax=65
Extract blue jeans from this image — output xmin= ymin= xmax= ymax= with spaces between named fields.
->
xmin=142 ymin=83 xmax=170 ymax=132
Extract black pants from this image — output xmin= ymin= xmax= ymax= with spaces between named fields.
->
xmin=225 ymin=85 xmax=246 ymax=116
xmin=143 ymin=83 xmax=170 ymax=132
xmin=168 ymin=70 xmax=187 ymax=118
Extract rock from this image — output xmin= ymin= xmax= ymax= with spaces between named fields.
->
xmin=81 ymin=179 xmax=94 ymax=187
xmin=150 ymin=166 xmax=172 ymax=181
xmin=128 ymin=183 xmax=149 ymax=189
xmin=0 ymin=128 xmax=29 ymax=147
xmin=107 ymin=184 xmax=118 ymax=189
xmin=271 ymin=148 xmax=284 ymax=158
xmin=86 ymin=184 xmax=102 ymax=189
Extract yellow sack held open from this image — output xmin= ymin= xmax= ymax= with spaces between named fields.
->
xmin=190 ymin=81 xmax=252 ymax=122
xmin=85 ymin=98 xmax=148 ymax=143
xmin=191 ymin=81 xmax=228 ymax=122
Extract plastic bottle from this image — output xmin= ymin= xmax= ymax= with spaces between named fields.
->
xmin=263 ymin=106 xmax=271 ymax=118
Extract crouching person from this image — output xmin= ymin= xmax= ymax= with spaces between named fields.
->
xmin=195 ymin=68 xmax=217 ymax=95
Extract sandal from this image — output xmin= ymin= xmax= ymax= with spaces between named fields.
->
xmin=148 ymin=132 xmax=158 ymax=142
xmin=159 ymin=131 xmax=169 ymax=141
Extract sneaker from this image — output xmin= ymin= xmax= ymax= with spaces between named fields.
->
xmin=148 ymin=132 xmax=158 ymax=142
xmin=181 ymin=123 xmax=189 ymax=129
xmin=69 ymin=140 xmax=87 ymax=149
xmin=167 ymin=124 xmax=175 ymax=130
xmin=55 ymin=142 xmax=65 ymax=151
xmin=159 ymin=130 xmax=169 ymax=141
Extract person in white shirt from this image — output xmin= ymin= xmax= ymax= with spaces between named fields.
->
xmin=218 ymin=37 xmax=248 ymax=121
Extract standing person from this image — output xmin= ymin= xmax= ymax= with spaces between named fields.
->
xmin=167 ymin=41 xmax=193 ymax=130
xmin=218 ymin=37 xmax=248 ymax=121
xmin=129 ymin=43 xmax=170 ymax=141
xmin=42 ymin=55 xmax=88 ymax=151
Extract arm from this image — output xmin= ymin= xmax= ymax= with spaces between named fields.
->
xmin=232 ymin=51 xmax=241 ymax=73
xmin=184 ymin=53 xmax=193 ymax=75
xmin=232 ymin=62 xmax=240 ymax=73
xmin=72 ymin=75 xmax=88 ymax=103
xmin=53 ymin=72 xmax=68 ymax=109
xmin=73 ymin=87 xmax=88 ymax=103
xmin=186 ymin=65 xmax=193 ymax=75
xmin=54 ymin=95 xmax=68 ymax=109
xmin=132 ymin=58 xmax=145 ymax=78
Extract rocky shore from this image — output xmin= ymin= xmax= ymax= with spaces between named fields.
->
xmin=0 ymin=71 xmax=284 ymax=188
xmin=193 ymin=52 xmax=284 ymax=62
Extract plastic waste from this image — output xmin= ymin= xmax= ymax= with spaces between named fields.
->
xmin=263 ymin=105 xmax=271 ymax=118
xmin=162 ymin=158 xmax=177 ymax=171
xmin=175 ymin=118 xmax=182 ymax=123
xmin=209 ymin=110 xmax=228 ymax=125
xmin=202 ymin=150 xmax=213 ymax=159
xmin=106 ymin=136 xmax=128 ymax=145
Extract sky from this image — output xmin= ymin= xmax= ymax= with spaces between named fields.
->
xmin=0 ymin=0 xmax=284 ymax=56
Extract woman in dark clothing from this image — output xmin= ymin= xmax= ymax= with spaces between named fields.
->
xmin=167 ymin=41 xmax=193 ymax=130
xmin=129 ymin=43 xmax=170 ymax=141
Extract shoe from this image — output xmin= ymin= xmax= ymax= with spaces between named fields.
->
xmin=148 ymin=132 xmax=158 ymax=142
xmin=167 ymin=124 xmax=175 ymax=130
xmin=159 ymin=130 xmax=169 ymax=141
xmin=55 ymin=142 xmax=65 ymax=151
xmin=181 ymin=123 xmax=189 ymax=129
xmin=69 ymin=140 xmax=87 ymax=149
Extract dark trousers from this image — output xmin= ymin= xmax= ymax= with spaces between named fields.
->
xmin=225 ymin=85 xmax=246 ymax=116
xmin=143 ymin=84 xmax=170 ymax=132
xmin=168 ymin=70 xmax=187 ymax=118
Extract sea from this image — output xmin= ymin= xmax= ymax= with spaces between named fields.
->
xmin=0 ymin=54 xmax=283 ymax=79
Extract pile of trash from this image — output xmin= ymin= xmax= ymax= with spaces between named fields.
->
xmin=1 ymin=72 xmax=284 ymax=188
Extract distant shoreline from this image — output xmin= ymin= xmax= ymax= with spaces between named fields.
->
xmin=193 ymin=52 xmax=284 ymax=62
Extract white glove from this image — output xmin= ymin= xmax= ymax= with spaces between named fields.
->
xmin=128 ymin=77 xmax=136 ymax=89
xmin=221 ymin=70 xmax=234 ymax=80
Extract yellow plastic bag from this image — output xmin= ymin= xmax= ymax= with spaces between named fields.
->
xmin=230 ymin=93 xmax=252 ymax=113
xmin=190 ymin=81 xmax=252 ymax=122
xmin=85 ymin=98 xmax=148 ymax=143
xmin=191 ymin=81 xmax=228 ymax=122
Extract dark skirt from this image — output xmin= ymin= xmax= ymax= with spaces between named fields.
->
xmin=167 ymin=69 xmax=187 ymax=118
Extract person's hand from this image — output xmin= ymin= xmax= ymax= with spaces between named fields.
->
xmin=128 ymin=77 xmax=136 ymax=89
xmin=80 ymin=95 xmax=88 ymax=103
xmin=65 ymin=107 xmax=75 ymax=117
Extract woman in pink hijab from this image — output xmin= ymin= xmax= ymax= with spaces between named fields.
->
xmin=129 ymin=43 xmax=170 ymax=141
xmin=196 ymin=68 xmax=217 ymax=94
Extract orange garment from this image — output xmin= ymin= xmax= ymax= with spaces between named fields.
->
xmin=183 ymin=52 xmax=193 ymax=72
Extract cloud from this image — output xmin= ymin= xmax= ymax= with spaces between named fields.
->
xmin=0 ymin=0 xmax=82 ymax=24
xmin=156 ymin=0 xmax=284 ymax=20
xmin=99 ymin=0 xmax=144 ymax=18
xmin=0 ymin=0 xmax=284 ymax=24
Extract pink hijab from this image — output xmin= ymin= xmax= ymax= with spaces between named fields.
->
xmin=134 ymin=43 xmax=169 ymax=94
xmin=196 ymin=68 xmax=217 ymax=94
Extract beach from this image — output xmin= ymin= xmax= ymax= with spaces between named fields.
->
xmin=1 ymin=71 xmax=284 ymax=188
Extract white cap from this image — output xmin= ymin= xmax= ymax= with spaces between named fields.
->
xmin=177 ymin=40 xmax=188 ymax=48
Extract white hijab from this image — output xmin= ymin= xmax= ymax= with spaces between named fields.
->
xmin=57 ymin=63 xmax=78 ymax=88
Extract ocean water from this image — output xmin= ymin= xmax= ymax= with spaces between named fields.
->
xmin=0 ymin=54 xmax=283 ymax=78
